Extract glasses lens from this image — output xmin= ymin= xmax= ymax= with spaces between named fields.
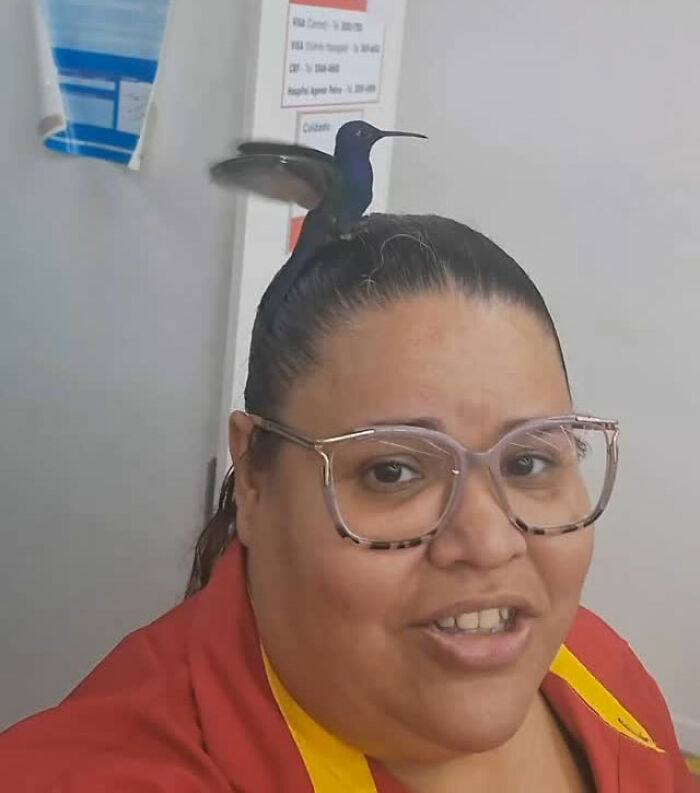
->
xmin=499 ymin=422 xmax=609 ymax=530
xmin=330 ymin=432 xmax=457 ymax=542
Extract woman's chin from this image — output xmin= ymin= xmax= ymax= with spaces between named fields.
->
xmin=433 ymin=718 xmax=521 ymax=757
xmin=378 ymin=705 xmax=527 ymax=765
xmin=428 ymin=677 xmax=534 ymax=745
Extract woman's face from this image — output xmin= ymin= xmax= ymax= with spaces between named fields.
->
xmin=231 ymin=292 xmax=593 ymax=762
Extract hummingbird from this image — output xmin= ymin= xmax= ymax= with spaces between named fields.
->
xmin=210 ymin=120 xmax=426 ymax=314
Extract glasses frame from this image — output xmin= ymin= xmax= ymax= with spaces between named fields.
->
xmin=247 ymin=413 xmax=620 ymax=551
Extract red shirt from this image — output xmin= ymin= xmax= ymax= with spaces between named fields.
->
xmin=0 ymin=542 xmax=695 ymax=792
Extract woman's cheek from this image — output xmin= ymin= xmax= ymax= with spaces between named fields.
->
xmin=310 ymin=546 xmax=411 ymax=630
xmin=531 ymin=530 xmax=594 ymax=636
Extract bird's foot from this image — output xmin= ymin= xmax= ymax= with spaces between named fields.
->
xmin=338 ymin=216 xmax=371 ymax=240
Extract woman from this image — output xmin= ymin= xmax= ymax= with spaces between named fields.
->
xmin=1 ymin=215 xmax=695 ymax=791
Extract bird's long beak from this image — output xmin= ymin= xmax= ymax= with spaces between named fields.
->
xmin=376 ymin=129 xmax=428 ymax=140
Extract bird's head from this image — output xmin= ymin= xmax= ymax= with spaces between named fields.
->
xmin=334 ymin=121 xmax=426 ymax=158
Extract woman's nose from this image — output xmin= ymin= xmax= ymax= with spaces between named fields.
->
xmin=427 ymin=466 xmax=527 ymax=570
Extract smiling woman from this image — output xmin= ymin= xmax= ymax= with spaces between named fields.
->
xmin=0 ymin=215 xmax=695 ymax=792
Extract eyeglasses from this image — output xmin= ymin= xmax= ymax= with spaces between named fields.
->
xmin=247 ymin=413 xmax=620 ymax=551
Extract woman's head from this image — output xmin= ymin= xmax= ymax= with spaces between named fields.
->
xmin=188 ymin=214 xmax=599 ymax=762
xmin=243 ymin=214 xmax=569 ymax=419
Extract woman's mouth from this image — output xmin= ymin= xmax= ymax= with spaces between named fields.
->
xmin=417 ymin=606 xmax=533 ymax=671
xmin=433 ymin=606 xmax=516 ymax=635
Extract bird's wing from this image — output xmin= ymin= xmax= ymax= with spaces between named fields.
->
xmin=209 ymin=152 xmax=341 ymax=210
xmin=236 ymin=140 xmax=336 ymax=167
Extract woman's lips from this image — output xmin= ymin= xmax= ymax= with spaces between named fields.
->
xmin=415 ymin=612 xmax=534 ymax=671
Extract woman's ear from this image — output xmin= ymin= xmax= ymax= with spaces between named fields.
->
xmin=229 ymin=411 xmax=260 ymax=546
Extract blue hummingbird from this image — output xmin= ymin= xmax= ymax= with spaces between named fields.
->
xmin=210 ymin=120 xmax=426 ymax=313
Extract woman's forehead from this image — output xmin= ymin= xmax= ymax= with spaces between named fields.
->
xmin=287 ymin=293 xmax=571 ymax=438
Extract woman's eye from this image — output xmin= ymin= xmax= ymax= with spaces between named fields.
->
xmin=364 ymin=461 xmax=421 ymax=487
xmin=503 ymin=454 xmax=551 ymax=477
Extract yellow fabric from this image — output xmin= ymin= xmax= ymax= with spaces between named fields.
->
xmin=262 ymin=651 xmax=379 ymax=793
xmin=262 ymin=642 xmax=663 ymax=792
xmin=549 ymin=644 xmax=664 ymax=753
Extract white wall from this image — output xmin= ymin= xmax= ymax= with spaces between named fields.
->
xmin=390 ymin=0 xmax=700 ymax=750
xmin=0 ymin=0 xmax=254 ymax=729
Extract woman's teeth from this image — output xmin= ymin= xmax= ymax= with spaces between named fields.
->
xmin=434 ymin=607 xmax=515 ymax=634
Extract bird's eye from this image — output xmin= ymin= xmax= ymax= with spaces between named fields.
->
xmin=355 ymin=129 xmax=363 ymax=136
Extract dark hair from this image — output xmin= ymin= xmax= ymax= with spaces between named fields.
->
xmin=184 ymin=213 xmax=569 ymax=598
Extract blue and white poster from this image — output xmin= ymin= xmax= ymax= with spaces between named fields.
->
xmin=34 ymin=0 xmax=172 ymax=169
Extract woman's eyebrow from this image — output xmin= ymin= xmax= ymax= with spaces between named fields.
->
xmin=499 ymin=416 xmax=542 ymax=433
xmin=365 ymin=415 xmax=552 ymax=434
xmin=364 ymin=416 xmax=446 ymax=431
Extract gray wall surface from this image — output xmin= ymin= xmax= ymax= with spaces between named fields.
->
xmin=390 ymin=0 xmax=700 ymax=749
xmin=0 ymin=0 xmax=252 ymax=729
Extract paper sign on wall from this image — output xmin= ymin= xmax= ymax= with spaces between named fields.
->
xmin=33 ymin=0 xmax=172 ymax=169
xmin=288 ymin=109 xmax=362 ymax=251
xmin=283 ymin=0 xmax=384 ymax=108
